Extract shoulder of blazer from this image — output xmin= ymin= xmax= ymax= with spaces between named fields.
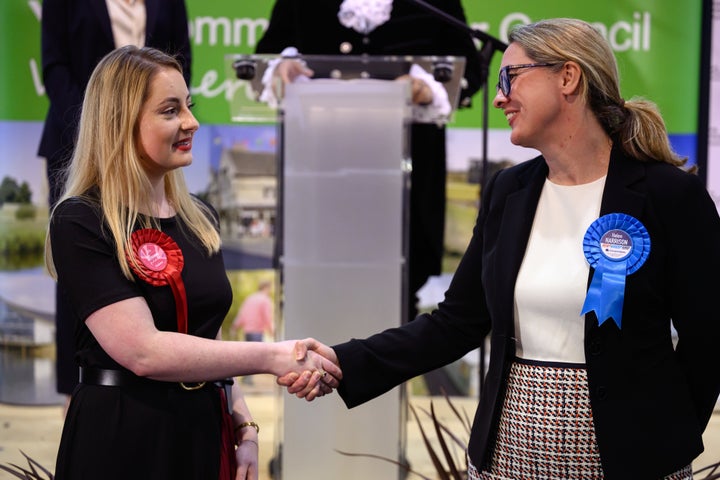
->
xmin=605 ymin=145 xmax=698 ymax=196
xmin=491 ymin=155 xmax=548 ymax=192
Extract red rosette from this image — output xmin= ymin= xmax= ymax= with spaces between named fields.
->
xmin=127 ymin=228 xmax=188 ymax=334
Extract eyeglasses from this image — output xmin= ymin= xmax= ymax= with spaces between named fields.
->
xmin=496 ymin=63 xmax=557 ymax=97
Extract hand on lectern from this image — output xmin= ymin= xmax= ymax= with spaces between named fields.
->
xmin=275 ymin=59 xmax=314 ymax=84
xmin=272 ymin=59 xmax=314 ymax=98
xmin=396 ymin=74 xmax=434 ymax=105
xmin=277 ymin=338 xmax=342 ymax=401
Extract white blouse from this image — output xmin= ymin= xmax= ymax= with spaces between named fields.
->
xmin=513 ymin=175 xmax=606 ymax=364
xmin=106 ymin=0 xmax=146 ymax=49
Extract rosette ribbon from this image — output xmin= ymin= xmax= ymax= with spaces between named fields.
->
xmin=580 ymin=213 xmax=650 ymax=329
xmin=127 ymin=229 xmax=187 ymax=334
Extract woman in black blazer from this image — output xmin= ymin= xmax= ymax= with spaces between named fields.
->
xmin=38 ymin=0 xmax=192 ymax=401
xmin=286 ymin=18 xmax=720 ymax=480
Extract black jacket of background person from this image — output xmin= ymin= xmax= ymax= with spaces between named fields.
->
xmin=334 ymin=144 xmax=720 ymax=479
xmin=38 ymin=0 xmax=192 ymax=397
xmin=256 ymin=0 xmax=484 ymax=320
xmin=38 ymin=0 xmax=192 ymax=206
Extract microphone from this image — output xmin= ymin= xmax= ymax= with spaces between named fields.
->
xmin=432 ymin=61 xmax=454 ymax=83
xmin=233 ymin=58 xmax=257 ymax=80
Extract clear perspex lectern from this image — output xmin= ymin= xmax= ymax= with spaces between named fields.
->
xmin=226 ymin=54 xmax=466 ymax=480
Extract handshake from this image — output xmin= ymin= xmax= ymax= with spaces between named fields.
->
xmin=275 ymin=338 xmax=342 ymax=401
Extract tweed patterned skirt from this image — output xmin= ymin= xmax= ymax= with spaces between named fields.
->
xmin=467 ymin=359 xmax=692 ymax=480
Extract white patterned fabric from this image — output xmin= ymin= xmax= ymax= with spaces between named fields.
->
xmin=337 ymin=0 xmax=393 ymax=34
xmin=480 ymin=360 xmax=603 ymax=479
xmin=467 ymin=360 xmax=693 ymax=480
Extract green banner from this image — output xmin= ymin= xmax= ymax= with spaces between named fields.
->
xmin=461 ymin=2 xmax=702 ymax=133
xmin=0 ymin=0 xmax=702 ymax=134
xmin=0 ymin=1 xmax=45 ymax=121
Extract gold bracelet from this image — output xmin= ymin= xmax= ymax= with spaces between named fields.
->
xmin=235 ymin=421 xmax=259 ymax=435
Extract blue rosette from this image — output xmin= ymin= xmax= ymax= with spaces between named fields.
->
xmin=580 ymin=213 xmax=650 ymax=328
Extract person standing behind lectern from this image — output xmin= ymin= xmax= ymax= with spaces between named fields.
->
xmin=255 ymin=0 xmax=483 ymax=325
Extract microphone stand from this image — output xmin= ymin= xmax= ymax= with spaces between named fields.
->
xmin=401 ymin=0 xmax=507 ymax=52
xmin=402 ymin=0 xmax=507 ymax=396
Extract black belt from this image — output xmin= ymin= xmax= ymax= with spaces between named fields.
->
xmin=80 ymin=367 xmax=235 ymax=413
xmin=79 ymin=367 xmax=216 ymax=391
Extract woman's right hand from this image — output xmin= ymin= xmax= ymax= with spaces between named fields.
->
xmin=277 ymin=338 xmax=340 ymax=400
xmin=274 ymin=59 xmax=314 ymax=85
xmin=275 ymin=338 xmax=340 ymax=401
xmin=270 ymin=60 xmax=314 ymax=100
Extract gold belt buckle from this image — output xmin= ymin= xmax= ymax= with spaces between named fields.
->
xmin=179 ymin=381 xmax=206 ymax=391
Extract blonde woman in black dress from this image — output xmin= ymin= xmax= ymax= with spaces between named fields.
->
xmin=46 ymin=46 xmax=340 ymax=480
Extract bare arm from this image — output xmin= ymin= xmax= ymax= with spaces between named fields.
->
xmin=85 ymin=297 xmax=341 ymax=389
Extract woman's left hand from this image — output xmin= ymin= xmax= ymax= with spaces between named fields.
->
xmin=396 ymin=74 xmax=433 ymax=105
xmin=234 ymin=438 xmax=259 ymax=480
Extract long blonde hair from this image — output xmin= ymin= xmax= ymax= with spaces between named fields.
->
xmin=45 ymin=46 xmax=220 ymax=280
xmin=509 ymin=18 xmax=688 ymax=168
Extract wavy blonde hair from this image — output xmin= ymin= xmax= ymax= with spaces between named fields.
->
xmin=509 ymin=18 xmax=688 ymax=168
xmin=45 ymin=46 xmax=220 ymax=280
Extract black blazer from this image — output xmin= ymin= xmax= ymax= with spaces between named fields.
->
xmin=334 ymin=145 xmax=720 ymax=479
xmin=37 ymin=0 xmax=191 ymax=163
